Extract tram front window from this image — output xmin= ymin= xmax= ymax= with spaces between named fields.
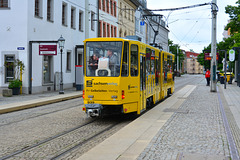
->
xmin=86 ymin=41 xmax=122 ymax=77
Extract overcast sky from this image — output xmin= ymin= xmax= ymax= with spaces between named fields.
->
xmin=147 ymin=0 xmax=237 ymax=53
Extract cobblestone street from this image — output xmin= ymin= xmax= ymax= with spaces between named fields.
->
xmin=138 ymin=83 xmax=230 ymax=160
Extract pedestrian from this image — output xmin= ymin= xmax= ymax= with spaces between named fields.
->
xmin=205 ymin=69 xmax=210 ymax=86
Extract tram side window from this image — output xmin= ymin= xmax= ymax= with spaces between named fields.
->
xmin=151 ymin=50 xmax=155 ymax=74
xmin=121 ymin=42 xmax=129 ymax=76
xmin=146 ymin=48 xmax=151 ymax=75
xmin=164 ymin=58 xmax=168 ymax=82
xmin=130 ymin=44 xmax=138 ymax=76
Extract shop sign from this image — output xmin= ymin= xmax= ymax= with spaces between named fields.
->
xmin=39 ymin=45 xmax=57 ymax=55
xmin=204 ymin=53 xmax=219 ymax=61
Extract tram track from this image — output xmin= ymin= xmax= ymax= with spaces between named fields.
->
xmin=0 ymin=100 xmax=83 ymax=127
xmin=0 ymin=119 xmax=97 ymax=160
xmin=0 ymin=116 xmax=128 ymax=160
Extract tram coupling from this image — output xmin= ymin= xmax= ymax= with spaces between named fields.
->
xmin=84 ymin=104 xmax=102 ymax=117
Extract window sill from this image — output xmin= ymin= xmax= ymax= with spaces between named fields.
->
xmin=47 ymin=19 xmax=54 ymax=23
xmin=0 ymin=7 xmax=10 ymax=10
xmin=62 ymin=24 xmax=68 ymax=27
xmin=35 ymin=15 xmax=43 ymax=19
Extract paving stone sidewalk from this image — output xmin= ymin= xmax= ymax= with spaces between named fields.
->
xmin=138 ymin=83 xmax=230 ymax=160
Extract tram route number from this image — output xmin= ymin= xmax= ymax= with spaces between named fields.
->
xmin=88 ymin=101 xmax=95 ymax=104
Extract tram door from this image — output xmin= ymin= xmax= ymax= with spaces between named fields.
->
xmin=75 ymin=45 xmax=84 ymax=90
xmin=140 ymin=55 xmax=146 ymax=112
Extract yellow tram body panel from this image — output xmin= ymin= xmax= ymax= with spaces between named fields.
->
xmin=82 ymin=37 xmax=174 ymax=117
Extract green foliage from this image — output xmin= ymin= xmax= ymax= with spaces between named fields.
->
xmin=168 ymin=39 xmax=184 ymax=71
xmin=8 ymin=79 xmax=22 ymax=89
xmin=4 ymin=59 xmax=25 ymax=80
xmin=225 ymin=0 xmax=240 ymax=35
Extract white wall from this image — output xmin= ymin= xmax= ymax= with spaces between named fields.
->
xmin=0 ymin=0 xmax=98 ymax=93
xmin=0 ymin=0 xmax=28 ymax=87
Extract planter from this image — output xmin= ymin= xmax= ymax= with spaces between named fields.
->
xmin=11 ymin=87 xmax=20 ymax=95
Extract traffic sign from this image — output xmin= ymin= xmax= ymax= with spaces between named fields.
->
xmin=140 ymin=21 xmax=145 ymax=26
xmin=229 ymin=49 xmax=235 ymax=62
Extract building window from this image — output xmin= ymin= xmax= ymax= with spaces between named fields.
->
xmin=114 ymin=26 xmax=117 ymax=37
xmin=66 ymin=51 xmax=71 ymax=72
xmin=98 ymin=20 xmax=102 ymax=37
xmin=128 ymin=9 xmax=130 ymax=20
xmin=71 ymin=7 xmax=76 ymax=29
xmin=4 ymin=55 xmax=15 ymax=83
xmin=43 ymin=56 xmax=53 ymax=84
xmin=79 ymin=11 xmax=83 ymax=31
xmin=119 ymin=2 xmax=122 ymax=16
xmin=91 ymin=11 xmax=95 ymax=31
xmin=103 ymin=22 xmax=106 ymax=37
xmin=111 ymin=25 xmax=113 ymax=37
xmin=106 ymin=0 xmax=109 ymax=13
xmin=102 ymin=0 xmax=105 ymax=11
xmin=135 ymin=17 xmax=139 ymax=32
xmin=47 ymin=0 xmax=54 ymax=22
xmin=62 ymin=2 xmax=67 ymax=26
xmin=124 ymin=6 xmax=126 ymax=18
xmin=119 ymin=29 xmax=122 ymax=37
xmin=98 ymin=0 xmax=101 ymax=10
xmin=113 ymin=1 xmax=116 ymax=17
xmin=0 ymin=0 xmax=8 ymax=8
xmin=110 ymin=0 xmax=113 ymax=15
xmin=107 ymin=23 xmax=110 ymax=37
xmin=132 ymin=10 xmax=134 ymax=22
xmin=35 ymin=0 xmax=43 ymax=18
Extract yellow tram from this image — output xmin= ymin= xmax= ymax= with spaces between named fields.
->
xmin=82 ymin=37 xmax=175 ymax=117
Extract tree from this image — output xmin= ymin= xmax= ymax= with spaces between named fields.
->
xmin=168 ymin=39 xmax=184 ymax=72
xmin=225 ymin=0 xmax=240 ymax=35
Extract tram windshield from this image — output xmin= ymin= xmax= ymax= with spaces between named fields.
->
xmin=86 ymin=41 xmax=122 ymax=77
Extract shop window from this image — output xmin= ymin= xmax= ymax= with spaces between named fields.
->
xmin=43 ymin=56 xmax=53 ymax=84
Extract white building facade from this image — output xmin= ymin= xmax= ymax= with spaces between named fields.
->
xmin=0 ymin=0 xmax=169 ymax=94
xmin=0 ymin=0 xmax=98 ymax=94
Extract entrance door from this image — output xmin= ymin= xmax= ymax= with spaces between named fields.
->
xmin=75 ymin=45 xmax=84 ymax=90
xmin=140 ymin=55 xmax=146 ymax=112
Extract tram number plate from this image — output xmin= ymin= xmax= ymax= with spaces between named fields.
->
xmin=88 ymin=101 xmax=95 ymax=104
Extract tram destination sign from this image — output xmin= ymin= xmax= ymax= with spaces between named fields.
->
xmin=39 ymin=45 xmax=57 ymax=55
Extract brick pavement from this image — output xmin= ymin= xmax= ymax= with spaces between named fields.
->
xmin=138 ymin=83 xmax=230 ymax=160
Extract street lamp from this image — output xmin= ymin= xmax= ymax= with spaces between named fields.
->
xmin=58 ymin=35 xmax=65 ymax=94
